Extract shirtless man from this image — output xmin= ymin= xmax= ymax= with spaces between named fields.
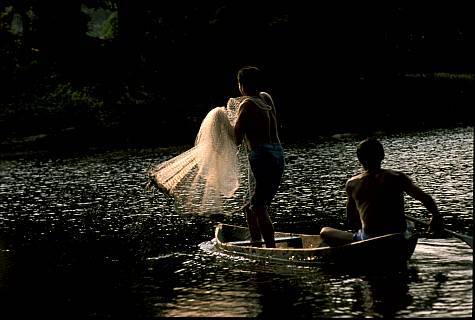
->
xmin=234 ymin=66 xmax=285 ymax=248
xmin=320 ymin=138 xmax=444 ymax=246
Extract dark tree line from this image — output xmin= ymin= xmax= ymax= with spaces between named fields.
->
xmin=0 ymin=2 xmax=473 ymax=152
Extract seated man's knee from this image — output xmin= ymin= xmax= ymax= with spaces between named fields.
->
xmin=319 ymin=227 xmax=334 ymax=239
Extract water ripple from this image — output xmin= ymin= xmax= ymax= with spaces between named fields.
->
xmin=0 ymin=126 xmax=472 ymax=318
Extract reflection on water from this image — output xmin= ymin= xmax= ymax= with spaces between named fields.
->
xmin=160 ymin=237 xmax=472 ymax=318
xmin=407 ymin=239 xmax=473 ymax=318
xmin=0 ymin=126 xmax=472 ymax=318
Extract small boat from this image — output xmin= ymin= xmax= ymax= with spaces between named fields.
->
xmin=214 ymin=223 xmax=418 ymax=266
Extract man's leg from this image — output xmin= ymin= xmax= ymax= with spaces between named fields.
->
xmin=244 ymin=204 xmax=262 ymax=246
xmin=319 ymin=227 xmax=354 ymax=246
xmin=255 ymin=206 xmax=275 ymax=248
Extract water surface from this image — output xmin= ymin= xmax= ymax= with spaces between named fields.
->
xmin=0 ymin=126 xmax=472 ymax=318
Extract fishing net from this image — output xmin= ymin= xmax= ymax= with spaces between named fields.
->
xmin=147 ymin=96 xmax=255 ymax=216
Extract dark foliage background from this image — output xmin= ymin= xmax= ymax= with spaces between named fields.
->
xmin=0 ymin=1 xmax=473 ymax=153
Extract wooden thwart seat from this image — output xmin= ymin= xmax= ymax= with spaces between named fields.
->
xmin=229 ymin=236 xmax=302 ymax=246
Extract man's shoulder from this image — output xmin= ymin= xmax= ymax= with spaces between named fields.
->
xmin=381 ymin=168 xmax=408 ymax=178
xmin=239 ymin=98 xmax=257 ymax=111
xmin=348 ymin=171 xmax=366 ymax=180
xmin=347 ymin=169 xmax=407 ymax=182
xmin=346 ymin=173 xmax=365 ymax=186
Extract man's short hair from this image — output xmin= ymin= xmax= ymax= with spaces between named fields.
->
xmin=357 ymin=138 xmax=385 ymax=169
xmin=237 ymin=66 xmax=263 ymax=95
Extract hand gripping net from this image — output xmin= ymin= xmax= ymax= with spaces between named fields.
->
xmin=147 ymin=97 xmax=254 ymax=216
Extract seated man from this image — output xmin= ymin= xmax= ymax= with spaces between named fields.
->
xmin=320 ymin=138 xmax=444 ymax=246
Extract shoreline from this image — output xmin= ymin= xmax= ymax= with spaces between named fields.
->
xmin=1 ymin=124 xmax=472 ymax=160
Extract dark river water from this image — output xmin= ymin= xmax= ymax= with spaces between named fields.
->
xmin=0 ymin=126 xmax=472 ymax=318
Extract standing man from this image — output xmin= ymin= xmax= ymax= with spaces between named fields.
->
xmin=234 ymin=66 xmax=285 ymax=248
xmin=320 ymin=137 xmax=444 ymax=246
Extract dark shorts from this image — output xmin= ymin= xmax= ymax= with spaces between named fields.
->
xmin=249 ymin=144 xmax=285 ymax=209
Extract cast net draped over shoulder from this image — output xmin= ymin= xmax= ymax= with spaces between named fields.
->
xmin=147 ymin=97 xmax=254 ymax=216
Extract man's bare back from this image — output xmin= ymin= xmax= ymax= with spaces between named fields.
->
xmin=235 ymin=94 xmax=280 ymax=150
xmin=346 ymin=168 xmax=410 ymax=237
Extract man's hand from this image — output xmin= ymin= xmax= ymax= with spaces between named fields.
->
xmin=145 ymin=177 xmax=158 ymax=191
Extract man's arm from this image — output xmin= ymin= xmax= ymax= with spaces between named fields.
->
xmin=401 ymin=173 xmax=444 ymax=233
xmin=234 ymin=101 xmax=249 ymax=146
xmin=345 ymin=181 xmax=361 ymax=230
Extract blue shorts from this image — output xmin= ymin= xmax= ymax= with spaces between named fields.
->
xmin=353 ymin=229 xmax=370 ymax=241
xmin=353 ymin=221 xmax=415 ymax=241
xmin=249 ymin=144 xmax=285 ymax=210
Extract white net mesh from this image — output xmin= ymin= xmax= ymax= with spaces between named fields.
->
xmin=148 ymin=97 xmax=254 ymax=216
